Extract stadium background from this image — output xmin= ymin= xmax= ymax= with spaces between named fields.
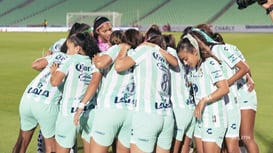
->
xmin=0 ymin=0 xmax=273 ymax=153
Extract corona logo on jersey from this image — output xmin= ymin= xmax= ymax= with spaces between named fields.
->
xmin=153 ymin=51 xmax=166 ymax=63
xmin=76 ymin=63 xmax=93 ymax=84
xmin=76 ymin=63 xmax=92 ymax=72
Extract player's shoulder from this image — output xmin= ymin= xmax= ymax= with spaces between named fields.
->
xmin=50 ymin=38 xmax=66 ymax=54
xmin=204 ymin=57 xmax=219 ymax=67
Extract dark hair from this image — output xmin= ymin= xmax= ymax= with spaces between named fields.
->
xmin=196 ymin=24 xmax=225 ymax=43
xmin=181 ymin=26 xmax=194 ymax=39
xmin=212 ymin=33 xmax=224 ymax=43
xmin=147 ymin=34 xmax=166 ymax=50
xmin=145 ymin=24 xmax=162 ymax=41
xmin=61 ymin=22 xmax=91 ymax=53
xmin=68 ymin=32 xmax=99 ymax=58
xmin=196 ymin=24 xmax=213 ymax=37
xmin=93 ymin=16 xmax=111 ymax=41
xmin=163 ymin=34 xmax=176 ymax=49
xmin=124 ymin=29 xmax=144 ymax=49
xmin=177 ymin=31 xmax=221 ymax=65
xmin=109 ymin=30 xmax=125 ymax=45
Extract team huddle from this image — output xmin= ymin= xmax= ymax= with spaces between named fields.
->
xmin=12 ymin=16 xmax=259 ymax=153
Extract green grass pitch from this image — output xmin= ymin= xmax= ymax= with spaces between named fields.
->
xmin=0 ymin=32 xmax=272 ymax=153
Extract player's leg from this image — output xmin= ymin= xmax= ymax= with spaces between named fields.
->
xmin=130 ymin=143 xmax=146 ymax=153
xmin=89 ymin=137 xmax=109 ymax=153
xmin=12 ymin=128 xmax=36 ymax=153
xmin=180 ymin=136 xmax=192 ymax=153
xmin=193 ymin=121 xmax=203 ymax=153
xmin=203 ymin=141 xmax=221 ymax=153
xmin=181 ymin=117 xmax=195 ymax=153
xmin=14 ymin=95 xmax=37 ymax=153
xmin=194 ymin=137 xmax=203 ymax=153
xmin=43 ymin=137 xmax=56 ymax=153
xmin=56 ymin=141 xmax=71 ymax=153
xmin=172 ymin=139 xmax=182 ymax=153
xmin=81 ymin=138 xmax=89 ymax=153
xmin=240 ymin=109 xmax=259 ymax=153
xmin=115 ymin=139 xmax=129 ymax=153
xmin=155 ymin=145 xmax=170 ymax=153
xmin=224 ymin=137 xmax=240 ymax=153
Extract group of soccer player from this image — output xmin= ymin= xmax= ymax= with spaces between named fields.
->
xmin=12 ymin=16 xmax=259 ymax=153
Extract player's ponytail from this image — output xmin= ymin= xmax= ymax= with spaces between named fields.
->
xmin=69 ymin=32 xmax=99 ymax=58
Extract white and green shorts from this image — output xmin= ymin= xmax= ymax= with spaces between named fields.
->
xmin=91 ymin=108 xmax=133 ymax=148
xmin=131 ymin=112 xmax=174 ymax=152
xmin=19 ymin=95 xmax=58 ymax=138
xmin=173 ymin=107 xmax=194 ymax=141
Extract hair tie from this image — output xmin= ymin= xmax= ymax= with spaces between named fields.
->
xmin=93 ymin=16 xmax=110 ymax=31
xmin=84 ymin=28 xmax=93 ymax=33
xmin=192 ymin=28 xmax=218 ymax=44
xmin=183 ymin=34 xmax=200 ymax=58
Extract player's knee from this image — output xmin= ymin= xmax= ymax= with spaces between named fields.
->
xmin=226 ymin=146 xmax=240 ymax=153
xmin=241 ymin=135 xmax=254 ymax=145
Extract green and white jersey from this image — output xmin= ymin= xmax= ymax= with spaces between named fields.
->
xmin=167 ymin=47 xmax=194 ymax=110
xmin=96 ymin=45 xmax=136 ymax=110
xmin=230 ymin=44 xmax=257 ymax=98
xmin=24 ymin=52 xmax=68 ymax=104
xmin=57 ymin=54 xmax=99 ymax=116
xmin=211 ymin=44 xmax=241 ymax=110
xmin=190 ymin=57 xmax=227 ymax=127
xmin=130 ymin=45 xmax=172 ymax=116
xmin=49 ymin=38 xmax=66 ymax=53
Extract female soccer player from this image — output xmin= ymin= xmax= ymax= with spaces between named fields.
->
xmin=144 ymin=24 xmax=162 ymax=41
xmin=12 ymin=43 xmax=69 ymax=153
xmin=115 ymin=34 xmax=178 ymax=153
xmin=164 ymin=34 xmax=195 ymax=153
xmin=76 ymin=29 xmax=142 ymax=153
xmin=196 ymin=24 xmax=259 ymax=153
xmin=50 ymin=32 xmax=100 ymax=153
xmin=192 ymin=27 xmax=249 ymax=153
xmin=176 ymin=32 xmax=229 ymax=153
xmin=37 ymin=22 xmax=92 ymax=153
xmin=93 ymin=16 xmax=113 ymax=52
xmin=109 ymin=30 xmax=125 ymax=46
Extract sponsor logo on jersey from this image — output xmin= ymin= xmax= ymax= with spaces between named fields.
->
xmin=231 ymin=123 xmax=237 ymax=129
xmin=206 ymin=128 xmax=213 ymax=134
xmin=155 ymin=101 xmax=172 ymax=109
xmin=76 ymin=63 xmax=92 ymax=72
xmin=27 ymin=87 xmax=49 ymax=97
